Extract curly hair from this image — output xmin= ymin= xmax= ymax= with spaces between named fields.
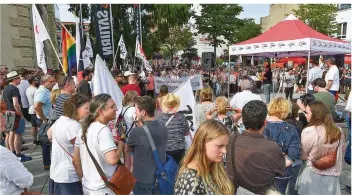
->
xmin=268 ymin=97 xmax=291 ymax=120
xmin=63 ymin=94 xmax=90 ymax=120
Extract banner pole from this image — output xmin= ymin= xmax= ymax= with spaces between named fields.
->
xmin=47 ymin=38 xmax=66 ymax=76
xmin=110 ymin=4 xmax=115 ymax=68
xmin=139 ymin=4 xmax=142 ymax=47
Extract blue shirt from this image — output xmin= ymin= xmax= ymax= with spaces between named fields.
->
xmin=34 ymin=85 xmax=52 ymax=118
xmin=263 ymin=121 xmax=301 ymax=162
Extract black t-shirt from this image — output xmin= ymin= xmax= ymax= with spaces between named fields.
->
xmin=3 ymin=84 xmax=22 ymax=111
xmin=263 ymin=69 xmax=272 ymax=84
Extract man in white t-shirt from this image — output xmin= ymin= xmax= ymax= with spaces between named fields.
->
xmin=307 ymin=59 xmax=323 ymax=94
xmin=26 ymin=76 xmax=39 ymax=144
xmin=325 ymin=57 xmax=340 ymax=96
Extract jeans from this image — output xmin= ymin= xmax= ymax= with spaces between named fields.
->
xmin=166 ymin=149 xmax=185 ymax=165
xmin=216 ymin=83 xmax=221 ymax=96
xmin=49 ymin=178 xmax=83 ymax=195
xmin=36 ymin=118 xmax=51 ymax=166
xmin=287 ymin=164 xmax=301 ymax=195
xmin=133 ymin=182 xmax=161 ymax=195
xmin=263 ymin=84 xmax=272 ymax=104
xmin=345 ymin=115 xmax=351 ymax=165
xmin=329 ymin=90 xmax=337 ymax=96
xmin=285 ymin=87 xmax=294 ymax=101
xmin=274 ymin=167 xmax=291 ymax=194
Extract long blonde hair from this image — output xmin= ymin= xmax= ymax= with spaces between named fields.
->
xmin=215 ymin=96 xmax=228 ymax=115
xmin=176 ymin=120 xmax=234 ymax=195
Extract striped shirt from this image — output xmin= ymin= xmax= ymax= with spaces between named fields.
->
xmin=157 ymin=112 xmax=190 ymax=151
xmin=53 ymin=93 xmax=70 ymax=120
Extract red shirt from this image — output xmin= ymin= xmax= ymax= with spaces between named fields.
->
xmin=121 ymin=84 xmax=141 ymax=96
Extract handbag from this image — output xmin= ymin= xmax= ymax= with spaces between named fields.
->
xmin=37 ymin=119 xmax=54 ymax=144
xmin=312 ymin=140 xmax=339 ymax=170
xmin=83 ymin=127 xmax=136 ymax=195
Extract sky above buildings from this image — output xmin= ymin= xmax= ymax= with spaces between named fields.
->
xmin=58 ymin=4 xmax=270 ymax=24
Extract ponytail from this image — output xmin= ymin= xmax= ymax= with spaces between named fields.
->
xmin=81 ymin=113 xmax=96 ymax=142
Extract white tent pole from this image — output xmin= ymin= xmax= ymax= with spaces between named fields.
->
xmin=306 ymin=49 xmax=311 ymax=93
xmin=228 ymin=49 xmax=230 ymax=99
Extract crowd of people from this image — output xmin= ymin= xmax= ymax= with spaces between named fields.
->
xmin=0 ymin=55 xmax=350 ymax=195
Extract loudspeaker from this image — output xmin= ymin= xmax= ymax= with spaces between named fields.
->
xmin=202 ymin=52 xmax=215 ymax=71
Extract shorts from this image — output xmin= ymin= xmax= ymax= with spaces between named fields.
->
xmin=30 ymin=114 xmax=38 ymax=128
xmin=15 ymin=118 xmax=25 ymax=134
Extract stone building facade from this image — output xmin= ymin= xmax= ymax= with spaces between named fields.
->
xmin=0 ymin=4 xmax=58 ymax=71
xmin=260 ymin=4 xmax=299 ymax=33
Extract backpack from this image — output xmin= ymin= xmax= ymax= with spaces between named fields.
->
xmin=116 ymin=106 xmax=134 ymax=136
xmin=142 ymin=125 xmax=178 ymax=195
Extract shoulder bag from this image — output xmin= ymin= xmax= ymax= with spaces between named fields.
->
xmin=83 ymin=127 xmax=136 ymax=195
xmin=312 ymin=127 xmax=340 ymax=170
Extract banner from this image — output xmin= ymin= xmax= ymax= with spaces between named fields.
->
xmin=92 ymin=54 xmax=124 ymax=116
xmin=92 ymin=4 xmax=113 ymax=60
xmin=32 ymin=5 xmax=51 ymax=74
xmin=172 ymin=79 xmax=197 ymax=148
xmin=118 ymin=35 xmax=127 ymax=59
xmin=134 ymin=4 xmax=141 ymax=44
xmin=154 ymin=75 xmax=203 ymax=93
xmin=82 ymin=37 xmax=93 ymax=69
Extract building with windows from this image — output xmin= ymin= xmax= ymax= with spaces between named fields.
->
xmin=260 ymin=4 xmax=299 ymax=33
xmin=333 ymin=4 xmax=351 ymax=42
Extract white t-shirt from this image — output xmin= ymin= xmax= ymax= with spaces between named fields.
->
xmin=230 ymin=90 xmax=262 ymax=109
xmin=325 ymin=65 xmax=340 ymax=91
xmin=75 ymin=122 xmax=117 ymax=193
xmin=50 ymin=116 xmax=81 ymax=183
xmin=121 ymin=106 xmax=136 ymax=135
xmin=26 ymin=86 xmax=37 ymax=115
xmin=308 ymin=67 xmax=323 ymax=90
xmin=17 ymin=79 xmax=30 ymax=108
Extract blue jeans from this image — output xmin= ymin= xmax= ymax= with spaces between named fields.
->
xmin=133 ymin=182 xmax=161 ymax=195
xmin=216 ymin=83 xmax=221 ymax=96
xmin=287 ymin=164 xmax=301 ymax=195
xmin=36 ymin=118 xmax=51 ymax=166
xmin=329 ymin=90 xmax=337 ymax=96
xmin=49 ymin=178 xmax=83 ymax=195
xmin=263 ymin=84 xmax=272 ymax=104
xmin=274 ymin=167 xmax=291 ymax=194
xmin=345 ymin=115 xmax=351 ymax=165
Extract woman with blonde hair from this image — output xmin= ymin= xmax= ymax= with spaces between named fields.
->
xmin=263 ymin=97 xmax=301 ymax=194
xmin=194 ymin=86 xmax=215 ymax=130
xmin=295 ymin=101 xmax=345 ymax=195
xmin=206 ymin=96 xmax=241 ymax=134
xmin=174 ymin=120 xmax=234 ymax=195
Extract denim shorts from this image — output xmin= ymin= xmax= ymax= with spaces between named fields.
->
xmin=15 ymin=118 xmax=25 ymax=134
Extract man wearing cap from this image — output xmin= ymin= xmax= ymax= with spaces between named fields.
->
xmin=121 ymin=71 xmax=141 ymax=96
xmin=2 ymin=71 xmax=32 ymax=162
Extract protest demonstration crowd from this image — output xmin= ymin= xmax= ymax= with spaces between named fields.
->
xmin=0 ymin=53 xmax=351 ymax=195
xmin=0 ymin=3 xmax=352 ymax=195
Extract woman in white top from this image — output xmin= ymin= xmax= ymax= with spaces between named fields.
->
xmin=72 ymin=94 xmax=124 ymax=195
xmin=47 ymin=94 xmax=90 ymax=195
xmin=121 ymin=90 xmax=138 ymax=172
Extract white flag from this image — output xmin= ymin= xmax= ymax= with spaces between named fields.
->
xmin=118 ymin=35 xmax=127 ymax=59
xmin=93 ymin=54 xmax=124 ymax=116
xmin=85 ymin=38 xmax=93 ymax=58
xmin=251 ymin=56 xmax=254 ymax=65
xmin=135 ymin=38 xmax=146 ymax=60
xmin=237 ymin=55 xmax=242 ymax=64
xmin=172 ymin=79 xmax=197 ymax=148
xmin=143 ymin=58 xmax=153 ymax=72
xmin=32 ymin=4 xmax=51 ymax=74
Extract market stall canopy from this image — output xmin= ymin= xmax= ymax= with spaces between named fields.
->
xmin=229 ymin=14 xmax=351 ymax=57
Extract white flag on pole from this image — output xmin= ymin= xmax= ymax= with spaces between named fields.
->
xmin=82 ymin=37 xmax=93 ymax=69
xmin=237 ymin=55 xmax=242 ymax=64
xmin=135 ymin=38 xmax=145 ymax=60
xmin=32 ymin=4 xmax=51 ymax=74
xmin=76 ymin=18 xmax=81 ymax=69
xmin=92 ymin=54 xmax=124 ymax=116
xmin=251 ymin=56 xmax=254 ymax=65
xmin=118 ymin=35 xmax=127 ymax=59
xmin=172 ymin=79 xmax=197 ymax=148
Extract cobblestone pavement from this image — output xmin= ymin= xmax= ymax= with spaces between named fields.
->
xmin=19 ymin=92 xmax=351 ymax=194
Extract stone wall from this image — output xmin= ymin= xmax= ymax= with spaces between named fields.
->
xmin=260 ymin=4 xmax=299 ymax=33
xmin=0 ymin=4 xmax=58 ymax=71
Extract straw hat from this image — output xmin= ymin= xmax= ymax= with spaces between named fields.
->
xmin=6 ymin=71 xmax=20 ymax=81
xmin=160 ymin=93 xmax=180 ymax=113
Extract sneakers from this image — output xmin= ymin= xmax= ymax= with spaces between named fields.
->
xmin=20 ymin=154 xmax=32 ymax=162
xmin=44 ymin=165 xmax=50 ymax=171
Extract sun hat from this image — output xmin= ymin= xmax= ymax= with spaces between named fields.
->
xmin=160 ymin=93 xmax=180 ymax=113
xmin=6 ymin=71 xmax=20 ymax=81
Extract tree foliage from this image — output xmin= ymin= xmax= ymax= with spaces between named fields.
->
xmin=230 ymin=18 xmax=262 ymax=44
xmin=292 ymin=4 xmax=339 ymax=35
xmin=192 ymin=4 xmax=243 ymax=57
xmin=181 ymin=38 xmax=198 ymax=67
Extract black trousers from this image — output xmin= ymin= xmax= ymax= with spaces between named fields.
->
xmin=285 ymin=87 xmax=294 ymax=101
xmin=146 ymin=90 xmax=154 ymax=98
xmin=166 ymin=149 xmax=185 ymax=165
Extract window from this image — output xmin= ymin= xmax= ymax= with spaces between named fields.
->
xmin=336 ymin=22 xmax=347 ymax=39
xmin=338 ymin=4 xmax=351 ymax=10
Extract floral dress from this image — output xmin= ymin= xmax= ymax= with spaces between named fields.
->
xmin=174 ymin=168 xmax=217 ymax=195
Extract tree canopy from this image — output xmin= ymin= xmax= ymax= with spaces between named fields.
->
xmin=292 ymin=4 xmax=339 ymax=36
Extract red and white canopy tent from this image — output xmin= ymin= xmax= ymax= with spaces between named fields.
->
xmin=229 ymin=14 xmax=351 ymax=59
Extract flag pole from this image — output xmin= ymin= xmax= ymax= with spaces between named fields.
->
xmin=60 ymin=23 xmax=76 ymax=43
xmin=109 ymin=4 xmax=115 ymax=68
xmin=139 ymin=4 xmax=142 ymax=47
xmin=47 ymin=38 xmax=66 ymax=76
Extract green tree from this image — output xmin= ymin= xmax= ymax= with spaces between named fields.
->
xmin=181 ymin=38 xmax=198 ymax=67
xmin=192 ymin=4 xmax=243 ymax=57
xmin=292 ymin=4 xmax=339 ymax=35
xmin=161 ymin=25 xmax=193 ymax=64
xmin=231 ymin=18 xmax=262 ymax=44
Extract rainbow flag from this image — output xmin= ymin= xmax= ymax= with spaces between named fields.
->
xmin=61 ymin=24 xmax=76 ymax=75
